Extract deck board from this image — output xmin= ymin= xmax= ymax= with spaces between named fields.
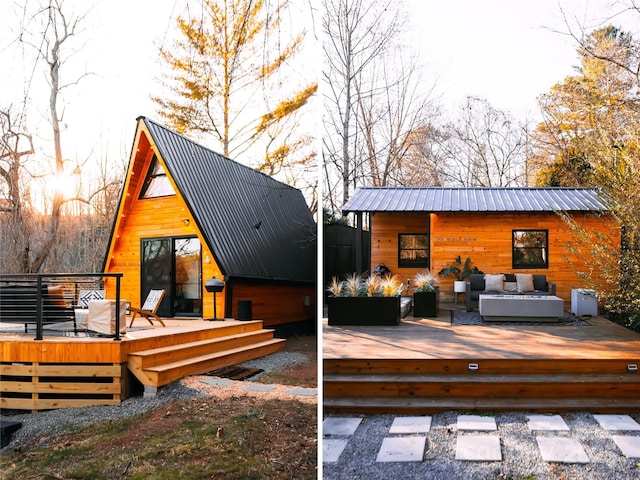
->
xmin=323 ymin=310 xmax=640 ymax=361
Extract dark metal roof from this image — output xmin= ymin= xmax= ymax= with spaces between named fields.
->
xmin=142 ymin=117 xmax=316 ymax=283
xmin=342 ymin=187 xmax=607 ymax=213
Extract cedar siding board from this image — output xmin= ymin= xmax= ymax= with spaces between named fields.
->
xmin=343 ymin=187 xmax=615 ymax=306
xmin=103 ymin=117 xmax=316 ymax=325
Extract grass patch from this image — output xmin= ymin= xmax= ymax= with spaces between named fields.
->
xmin=0 ymin=396 xmax=316 ymax=480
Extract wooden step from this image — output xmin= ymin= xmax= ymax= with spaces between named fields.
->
xmin=129 ymin=330 xmax=276 ymax=368
xmin=323 ymin=358 xmax=640 ymax=375
xmin=323 ymin=396 xmax=640 ymax=414
xmin=130 ymin=338 xmax=285 ymax=387
xmin=324 ymin=373 xmax=640 ymax=399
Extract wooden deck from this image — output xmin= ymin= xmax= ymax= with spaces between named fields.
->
xmin=323 ymin=304 xmax=640 ymax=414
xmin=1 ymin=319 xmax=284 ymax=411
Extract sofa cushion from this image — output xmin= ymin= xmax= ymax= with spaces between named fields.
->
xmin=516 ymin=273 xmax=535 ymax=292
xmin=503 ymin=281 xmax=518 ymax=292
xmin=533 ymin=275 xmax=548 ymax=291
xmin=504 ymin=273 xmax=516 ymax=282
xmin=484 ymin=274 xmax=504 ymax=292
xmin=470 ymin=274 xmax=485 ymax=291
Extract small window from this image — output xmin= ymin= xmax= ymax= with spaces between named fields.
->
xmin=139 ymin=154 xmax=175 ymax=199
xmin=398 ymin=233 xmax=429 ymax=268
xmin=512 ymin=230 xmax=548 ymax=269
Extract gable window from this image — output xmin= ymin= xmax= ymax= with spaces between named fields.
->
xmin=512 ymin=230 xmax=548 ymax=269
xmin=139 ymin=154 xmax=175 ymax=198
xmin=398 ymin=233 xmax=429 ymax=268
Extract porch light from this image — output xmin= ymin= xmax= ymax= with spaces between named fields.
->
xmin=205 ymin=277 xmax=225 ymax=321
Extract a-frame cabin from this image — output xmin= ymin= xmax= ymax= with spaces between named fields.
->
xmin=104 ymin=117 xmax=316 ymax=334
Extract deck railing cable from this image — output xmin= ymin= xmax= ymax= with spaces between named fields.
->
xmin=0 ymin=273 xmax=124 ymax=341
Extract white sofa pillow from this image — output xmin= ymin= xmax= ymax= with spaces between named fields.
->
xmin=484 ymin=274 xmax=505 ymax=292
xmin=516 ymin=273 xmax=535 ymax=292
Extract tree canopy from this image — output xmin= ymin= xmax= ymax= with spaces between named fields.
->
xmin=154 ymin=0 xmax=317 ymax=192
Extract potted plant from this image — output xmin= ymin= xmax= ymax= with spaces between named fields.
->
xmin=412 ymin=270 xmax=439 ymax=317
xmin=438 ymin=256 xmax=483 ymax=293
xmin=326 ymin=273 xmax=403 ymax=326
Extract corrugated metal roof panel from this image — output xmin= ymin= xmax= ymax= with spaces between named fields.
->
xmin=342 ymin=187 xmax=606 ymax=213
xmin=142 ymin=117 xmax=316 ymax=283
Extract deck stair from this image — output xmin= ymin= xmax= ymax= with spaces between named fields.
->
xmin=324 ymin=358 xmax=640 ymax=414
xmin=128 ymin=322 xmax=285 ymax=388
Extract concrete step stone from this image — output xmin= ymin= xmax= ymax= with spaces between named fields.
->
xmin=527 ymin=414 xmax=570 ymax=431
xmin=389 ymin=416 xmax=432 ymax=434
xmin=457 ymin=414 xmax=497 ymax=431
xmin=594 ymin=414 xmax=640 ymax=431
xmin=376 ymin=436 xmax=427 ymax=462
xmin=536 ymin=436 xmax=589 ymax=463
xmin=455 ymin=435 xmax=502 ymax=461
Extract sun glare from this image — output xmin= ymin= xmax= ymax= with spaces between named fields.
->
xmin=53 ymin=171 xmax=78 ymax=199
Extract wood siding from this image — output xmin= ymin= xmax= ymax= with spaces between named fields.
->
xmin=104 ymin=132 xmax=226 ymax=319
xmin=370 ymin=211 xmax=617 ymax=305
xmin=229 ymin=280 xmax=316 ymax=327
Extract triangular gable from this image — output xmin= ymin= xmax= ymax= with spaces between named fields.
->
xmin=105 ymin=117 xmax=316 ymax=284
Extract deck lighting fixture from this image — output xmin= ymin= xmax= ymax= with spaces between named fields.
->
xmin=205 ymin=277 xmax=225 ymax=321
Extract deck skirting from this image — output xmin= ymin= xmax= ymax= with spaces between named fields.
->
xmin=0 ymin=362 xmax=125 ymax=411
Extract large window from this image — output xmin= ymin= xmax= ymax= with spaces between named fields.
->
xmin=398 ymin=233 xmax=429 ymax=268
xmin=512 ymin=230 xmax=548 ymax=269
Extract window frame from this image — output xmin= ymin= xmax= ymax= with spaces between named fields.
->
xmin=397 ymin=233 xmax=430 ymax=268
xmin=139 ymin=154 xmax=176 ymax=199
xmin=512 ymin=229 xmax=549 ymax=269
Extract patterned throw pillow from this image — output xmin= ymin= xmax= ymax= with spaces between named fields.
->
xmin=78 ymin=290 xmax=106 ymax=308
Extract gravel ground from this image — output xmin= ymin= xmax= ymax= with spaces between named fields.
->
xmin=0 ymin=349 xmax=311 ymax=452
xmin=322 ymin=411 xmax=640 ymax=480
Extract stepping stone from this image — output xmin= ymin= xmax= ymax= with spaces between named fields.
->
xmin=457 ymin=415 xmax=497 ymax=431
xmin=527 ymin=414 xmax=569 ymax=431
xmin=323 ymin=417 xmax=362 ymax=436
xmin=323 ymin=439 xmax=349 ymax=463
xmin=389 ymin=416 xmax=432 ymax=434
xmin=285 ymin=387 xmax=317 ymax=397
xmin=612 ymin=435 xmax=640 ymax=458
xmin=455 ymin=435 xmax=502 ymax=461
xmin=593 ymin=414 xmax=640 ymax=431
xmin=376 ymin=436 xmax=426 ymax=462
xmin=201 ymin=378 xmax=235 ymax=387
xmin=536 ymin=436 xmax=589 ymax=463
xmin=241 ymin=384 xmax=277 ymax=392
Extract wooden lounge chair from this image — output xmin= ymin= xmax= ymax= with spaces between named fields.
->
xmin=128 ymin=289 xmax=166 ymax=327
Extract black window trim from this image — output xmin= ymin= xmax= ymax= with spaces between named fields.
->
xmin=398 ymin=232 xmax=430 ymax=268
xmin=512 ymin=229 xmax=549 ymax=269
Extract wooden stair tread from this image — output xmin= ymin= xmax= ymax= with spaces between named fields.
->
xmin=129 ymin=330 xmax=275 ymax=357
xmin=324 ymin=373 xmax=640 ymax=383
xmin=144 ymin=339 xmax=285 ymax=373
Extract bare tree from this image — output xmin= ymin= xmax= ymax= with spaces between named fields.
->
xmin=0 ymin=108 xmax=34 ymax=272
xmin=2 ymin=0 xmax=108 ymax=273
xmin=353 ymin=49 xmax=437 ymax=188
xmin=322 ymin=0 xmax=402 ymax=213
xmin=435 ymin=97 xmax=529 ymax=187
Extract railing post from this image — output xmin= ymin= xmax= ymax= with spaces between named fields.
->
xmin=114 ymin=274 xmax=121 ymax=341
xmin=35 ymin=275 xmax=43 ymax=341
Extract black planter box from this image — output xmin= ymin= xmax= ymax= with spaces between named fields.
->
xmin=327 ymin=296 xmax=400 ymax=326
xmin=413 ymin=287 xmax=439 ymax=318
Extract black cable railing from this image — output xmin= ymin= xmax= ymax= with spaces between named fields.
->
xmin=0 ymin=273 xmax=124 ymax=341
